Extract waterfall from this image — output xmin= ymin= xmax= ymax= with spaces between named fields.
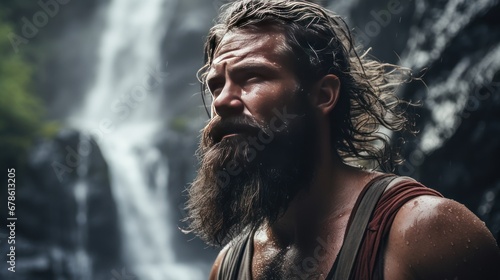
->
xmin=71 ymin=135 xmax=91 ymax=280
xmin=68 ymin=0 xmax=203 ymax=279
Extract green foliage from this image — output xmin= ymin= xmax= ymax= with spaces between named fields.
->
xmin=0 ymin=17 xmax=49 ymax=169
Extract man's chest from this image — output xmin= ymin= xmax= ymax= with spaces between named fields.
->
xmin=251 ymin=234 xmax=344 ymax=280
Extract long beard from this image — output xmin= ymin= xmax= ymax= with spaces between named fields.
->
xmin=186 ymin=100 xmax=318 ymax=246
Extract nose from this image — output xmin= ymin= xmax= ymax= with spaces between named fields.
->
xmin=212 ymin=83 xmax=244 ymax=118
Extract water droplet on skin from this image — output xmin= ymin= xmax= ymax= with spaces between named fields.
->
xmin=451 ymin=242 xmax=454 ymax=246
xmin=427 ymin=234 xmax=431 ymax=238
xmin=448 ymin=208 xmax=453 ymax=213
xmin=467 ymin=238 xmax=471 ymax=243
xmin=406 ymin=241 xmax=409 ymax=245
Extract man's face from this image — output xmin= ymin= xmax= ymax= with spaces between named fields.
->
xmin=187 ymin=27 xmax=319 ymax=245
xmin=206 ymin=28 xmax=299 ymax=123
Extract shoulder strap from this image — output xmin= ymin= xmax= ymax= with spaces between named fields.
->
xmin=331 ymin=175 xmax=397 ymax=280
xmin=218 ymin=230 xmax=254 ymax=280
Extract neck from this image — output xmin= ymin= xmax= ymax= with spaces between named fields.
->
xmin=265 ymin=152 xmax=377 ymax=247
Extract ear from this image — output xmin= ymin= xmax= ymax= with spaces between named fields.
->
xmin=312 ymin=74 xmax=340 ymax=115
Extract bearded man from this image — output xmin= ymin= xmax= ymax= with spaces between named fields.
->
xmin=185 ymin=0 xmax=500 ymax=279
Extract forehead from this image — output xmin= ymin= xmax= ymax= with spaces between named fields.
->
xmin=208 ymin=28 xmax=292 ymax=74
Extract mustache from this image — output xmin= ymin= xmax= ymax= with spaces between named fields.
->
xmin=204 ymin=115 xmax=264 ymax=144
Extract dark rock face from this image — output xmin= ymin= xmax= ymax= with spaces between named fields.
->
xmin=0 ymin=130 xmax=121 ymax=280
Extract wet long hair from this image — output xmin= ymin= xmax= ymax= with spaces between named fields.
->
xmin=198 ymin=0 xmax=416 ymax=171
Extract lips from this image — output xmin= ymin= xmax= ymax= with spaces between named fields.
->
xmin=206 ymin=116 xmax=263 ymax=144
xmin=211 ymin=125 xmax=256 ymax=143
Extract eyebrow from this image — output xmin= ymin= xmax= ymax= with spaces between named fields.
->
xmin=232 ymin=61 xmax=281 ymax=74
xmin=207 ymin=60 xmax=282 ymax=83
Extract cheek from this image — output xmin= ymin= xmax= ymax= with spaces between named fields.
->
xmin=245 ymin=83 xmax=297 ymax=121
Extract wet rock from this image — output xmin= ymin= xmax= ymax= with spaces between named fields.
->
xmin=2 ymin=129 xmax=121 ymax=280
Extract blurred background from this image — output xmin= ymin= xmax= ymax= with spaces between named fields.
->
xmin=0 ymin=0 xmax=499 ymax=279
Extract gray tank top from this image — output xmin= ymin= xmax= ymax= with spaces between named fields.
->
xmin=217 ymin=229 xmax=256 ymax=280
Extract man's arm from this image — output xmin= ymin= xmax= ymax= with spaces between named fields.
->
xmin=383 ymin=195 xmax=500 ymax=280
xmin=209 ymin=245 xmax=230 ymax=280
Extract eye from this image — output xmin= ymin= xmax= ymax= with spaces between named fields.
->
xmin=207 ymin=78 xmax=224 ymax=96
xmin=209 ymin=87 xmax=221 ymax=96
xmin=244 ymin=72 xmax=264 ymax=84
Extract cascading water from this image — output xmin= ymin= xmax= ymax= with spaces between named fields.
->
xmin=71 ymin=135 xmax=91 ymax=280
xmin=68 ymin=0 xmax=203 ymax=279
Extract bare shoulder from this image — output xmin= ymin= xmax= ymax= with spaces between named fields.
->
xmin=384 ymin=195 xmax=500 ymax=280
xmin=209 ymin=244 xmax=230 ymax=280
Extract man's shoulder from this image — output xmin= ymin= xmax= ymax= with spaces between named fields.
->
xmin=384 ymin=195 xmax=500 ymax=280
